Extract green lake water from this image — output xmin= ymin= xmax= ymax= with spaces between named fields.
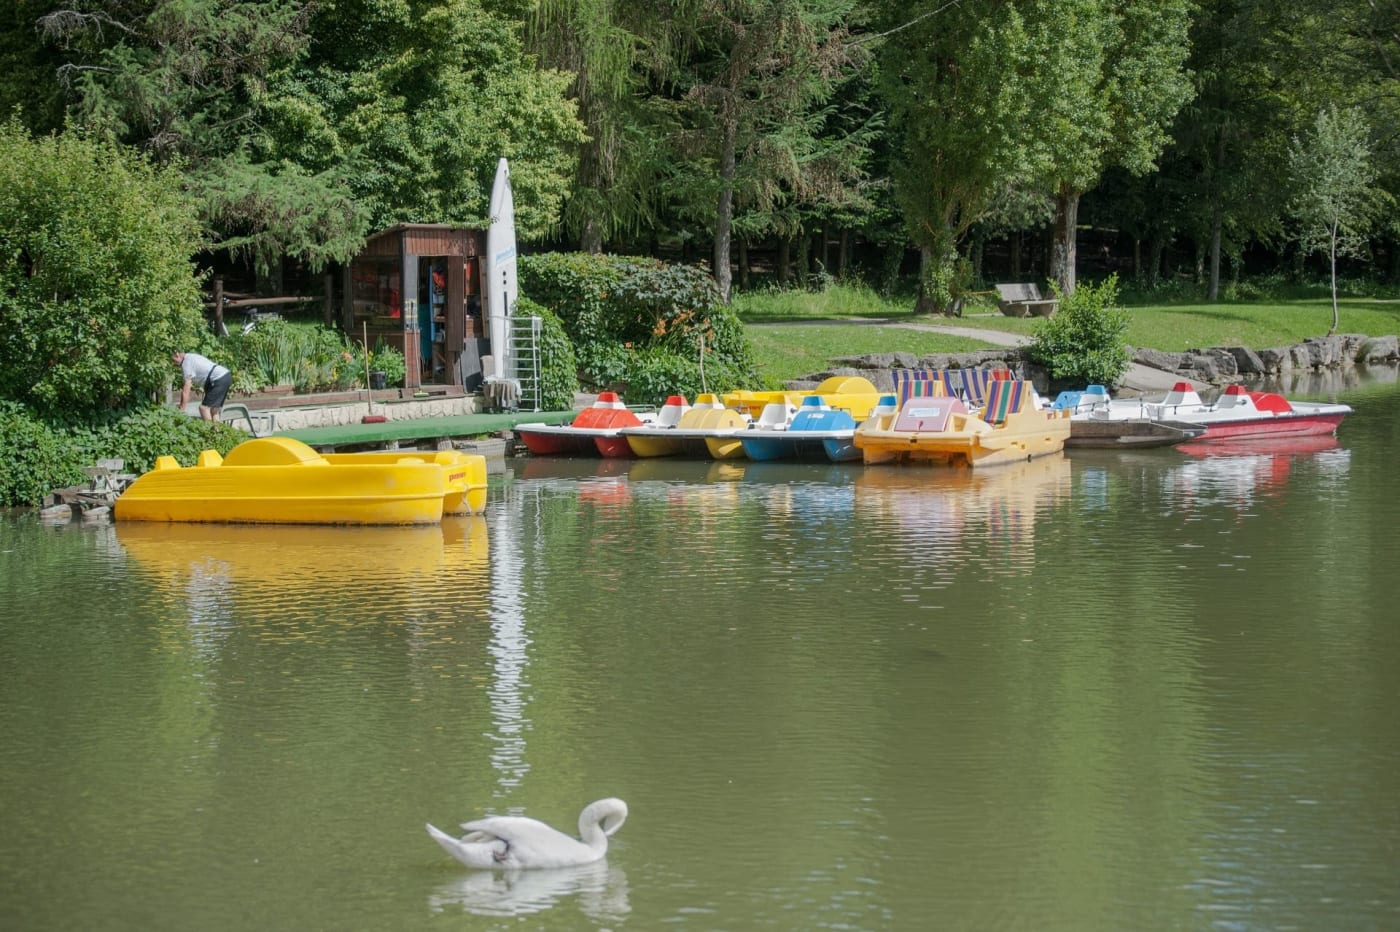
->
xmin=2 ymin=373 xmax=1399 ymax=930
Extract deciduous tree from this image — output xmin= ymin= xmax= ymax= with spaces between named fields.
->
xmin=1288 ymin=105 xmax=1389 ymax=334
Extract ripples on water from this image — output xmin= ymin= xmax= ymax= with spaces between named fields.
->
xmin=4 ymin=390 xmax=1400 ymax=930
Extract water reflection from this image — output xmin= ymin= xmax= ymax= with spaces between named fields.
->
xmin=428 ymin=861 xmax=630 ymax=920
xmin=114 ymin=518 xmax=490 ymax=646
xmin=852 ymin=454 xmax=1073 ymax=574
xmin=484 ymin=485 xmax=532 ymax=797
xmin=1166 ymin=436 xmax=1351 ymax=511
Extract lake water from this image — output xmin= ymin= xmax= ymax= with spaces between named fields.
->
xmin=3 ymin=373 xmax=1399 ymax=931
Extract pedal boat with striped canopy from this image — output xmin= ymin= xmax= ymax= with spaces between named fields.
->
xmin=114 ymin=436 xmax=487 ymax=525
xmin=854 ymin=379 xmax=1071 ymax=468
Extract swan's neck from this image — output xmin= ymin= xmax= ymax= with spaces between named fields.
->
xmin=577 ymin=798 xmax=627 ymax=851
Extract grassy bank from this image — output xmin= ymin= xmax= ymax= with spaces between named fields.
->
xmin=735 ymin=283 xmax=1400 ymax=384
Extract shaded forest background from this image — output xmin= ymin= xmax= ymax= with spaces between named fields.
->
xmin=1 ymin=0 xmax=1396 ymax=311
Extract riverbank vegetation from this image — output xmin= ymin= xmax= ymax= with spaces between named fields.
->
xmin=739 ymin=282 xmax=1400 ymax=383
xmin=4 ymin=2 xmax=1400 ymax=503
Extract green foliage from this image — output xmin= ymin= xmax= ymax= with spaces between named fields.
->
xmin=518 ymin=298 xmax=580 ymax=411
xmin=222 ymin=320 xmax=365 ymax=392
xmin=0 ymin=121 xmax=207 ymax=420
xmin=520 ymin=252 xmax=758 ymax=403
xmin=0 ymin=402 xmax=242 ymax=508
xmin=0 ymin=401 xmax=87 ymax=507
xmin=368 ymin=341 xmax=407 ymax=389
xmin=1026 ymin=275 xmax=1131 ymax=385
xmin=73 ymin=406 xmax=245 ymax=475
xmin=291 ymin=0 xmax=585 ymax=240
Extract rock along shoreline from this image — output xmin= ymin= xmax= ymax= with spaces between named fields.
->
xmin=789 ymin=332 xmax=1400 ymax=396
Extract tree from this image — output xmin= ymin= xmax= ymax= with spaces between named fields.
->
xmin=0 ymin=121 xmax=207 ymax=418
xmin=1034 ymin=0 xmax=1193 ymax=296
xmin=33 ymin=0 xmax=365 ymax=275
xmin=874 ymin=0 xmax=1039 ymax=313
xmin=1288 ymin=105 xmax=1389 ymax=335
xmin=0 ymin=1 xmax=67 ymax=133
xmin=665 ymin=0 xmax=868 ymax=303
xmin=529 ymin=0 xmax=673 ymax=252
xmin=294 ymin=0 xmax=585 ymax=242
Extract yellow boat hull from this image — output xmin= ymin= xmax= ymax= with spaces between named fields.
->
xmin=855 ymin=394 xmax=1072 ymax=468
xmin=115 ymin=437 xmax=487 ymax=525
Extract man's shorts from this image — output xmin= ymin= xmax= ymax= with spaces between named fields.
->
xmin=204 ymin=371 xmax=233 ymax=409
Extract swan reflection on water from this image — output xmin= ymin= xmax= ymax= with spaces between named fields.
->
xmin=428 ymin=860 xmax=630 ymax=920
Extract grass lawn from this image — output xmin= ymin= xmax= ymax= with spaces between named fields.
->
xmin=957 ymin=298 xmax=1400 ymax=350
xmin=736 ymin=283 xmax=1400 ymax=384
xmin=746 ymin=324 xmax=994 ymax=386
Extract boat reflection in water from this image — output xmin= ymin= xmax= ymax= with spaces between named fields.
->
xmin=115 ymin=518 xmax=490 ymax=643
xmin=1165 ymin=435 xmax=1350 ymax=511
xmin=428 ymin=861 xmax=630 ymax=921
xmin=852 ymin=454 xmax=1074 ymax=574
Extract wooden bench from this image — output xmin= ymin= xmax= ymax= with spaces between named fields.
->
xmin=995 ymin=283 xmax=1059 ymax=318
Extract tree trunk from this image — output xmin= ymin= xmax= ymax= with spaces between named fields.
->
xmin=1207 ymin=203 xmax=1223 ymax=301
xmin=915 ymin=245 xmax=938 ymax=314
xmin=778 ymin=239 xmax=791 ymax=284
xmin=796 ymin=232 xmax=810 ymax=289
xmin=713 ymin=119 xmax=737 ymax=302
xmin=1132 ymin=238 xmax=1142 ymax=281
xmin=738 ymin=238 xmax=750 ymax=291
xmin=580 ymin=217 xmax=603 ymax=255
xmin=1010 ymin=230 xmax=1023 ymax=280
xmin=1147 ymin=237 xmax=1164 ymax=288
xmin=839 ymin=229 xmax=850 ymax=277
xmin=1051 ymin=185 xmax=1079 ymax=295
xmin=970 ymin=232 xmax=984 ymax=285
xmin=1329 ymin=222 xmax=1340 ymax=335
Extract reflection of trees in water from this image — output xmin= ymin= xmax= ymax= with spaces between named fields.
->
xmin=1257 ymin=364 xmax=1396 ymax=396
xmin=428 ymin=860 xmax=630 ymax=921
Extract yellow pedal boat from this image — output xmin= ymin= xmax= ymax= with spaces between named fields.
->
xmin=721 ymin=375 xmax=885 ymax=420
xmin=114 ymin=436 xmax=487 ymax=525
xmin=854 ymin=379 xmax=1071 ymax=468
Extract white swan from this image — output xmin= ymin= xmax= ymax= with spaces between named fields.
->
xmin=426 ymin=798 xmax=628 ymax=870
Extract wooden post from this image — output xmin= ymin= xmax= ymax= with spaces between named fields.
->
xmin=213 ymin=276 xmax=225 ymax=335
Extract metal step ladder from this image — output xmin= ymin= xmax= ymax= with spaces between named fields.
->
xmin=506 ymin=315 xmax=542 ymax=412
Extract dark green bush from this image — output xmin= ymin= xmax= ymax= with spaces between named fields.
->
xmin=517 ymin=298 xmax=580 ymax=411
xmin=520 ymin=252 xmax=758 ymax=405
xmin=1026 ymin=276 xmax=1131 ymax=387
xmin=0 ymin=401 xmax=87 ymax=507
xmin=0 ymin=401 xmax=244 ymax=508
xmin=77 ymin=406 xmax=245 ymax=474
xmin=0 ymin=121 xmax=207 ymax=419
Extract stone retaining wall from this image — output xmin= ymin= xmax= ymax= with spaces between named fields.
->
xmin=225 ymin=394 xmax=480 ymax=432
xmin=796 ymin=333 xmax=1400 ymax=393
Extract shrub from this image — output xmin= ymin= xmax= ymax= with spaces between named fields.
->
xmin=0 ymin=401 xmax=86 ymax=507
xmin=0 ymin=402 xmax=242 ymax=508
xmin=1026 ymin=276 xmax=1131 ymax=386
xmin=520 ymin=252 xmax=758 ymax=405
xmin=0 ymin=121 xmax=207 ymax=418
xmin=517 ymin=299 xmax=579 ymax=411
xmin=77 ymin=406 xmax=244 ymax=474
xmin=368 ymin=341 xmax=406 ymax=388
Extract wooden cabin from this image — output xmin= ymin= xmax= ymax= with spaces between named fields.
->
xmin=341 ymin=224 xmax=490 ymax=391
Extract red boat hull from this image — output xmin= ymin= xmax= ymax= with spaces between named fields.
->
xmin=517 ymin=429 xmax=605 ymax=456
xmin=1194 ymin=412 xmax=1346 ymax=442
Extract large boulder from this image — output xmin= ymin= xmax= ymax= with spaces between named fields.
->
xmin=1224 ymin=346 xmax=1267 ymax=375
